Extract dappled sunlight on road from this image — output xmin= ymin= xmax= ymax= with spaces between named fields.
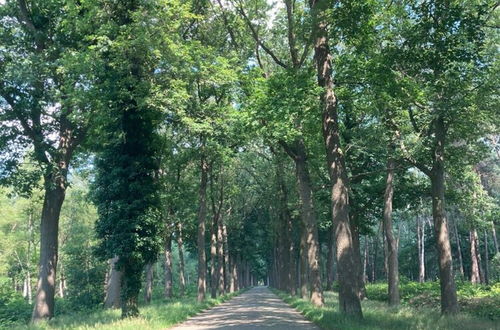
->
xmin=169 ymin=286 xmax=319 ymax=329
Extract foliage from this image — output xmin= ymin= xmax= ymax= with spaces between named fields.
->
xmin=5 ymin=288 xmax=245 ymax=330
xmin=274 ymin=287 xmax=499 ymax=330
xmin=0 ymin=279 xmax=31 ymax=328
xmin=365 ymin=281 xmax=500 ymax=320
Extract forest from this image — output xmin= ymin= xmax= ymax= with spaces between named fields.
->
xmin=0 ymin=0 xmax=499 ymax=329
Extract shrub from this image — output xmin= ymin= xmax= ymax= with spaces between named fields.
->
xmin=0 ymin=279 xmax=31 ymax=328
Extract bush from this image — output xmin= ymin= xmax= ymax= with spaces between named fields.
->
xmin=0 ymin=279 xmax=31 ymax=328
xmin=366 ymin=281 xmax=500 ymax=320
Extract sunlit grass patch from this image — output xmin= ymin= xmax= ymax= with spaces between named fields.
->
xmin=273 ymin=288 xmax=499 ymax=330
xmin=14 ymin=290 xmax=243 ymax=330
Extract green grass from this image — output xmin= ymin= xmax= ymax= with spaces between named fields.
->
xmin=10 ymin=290 xmax=244 ymax=330
xmin=272 ymin=285 xmax=500 ymax=330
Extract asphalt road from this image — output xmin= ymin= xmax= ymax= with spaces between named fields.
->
xmin=169 ymin=286 xmax=320 ymax=329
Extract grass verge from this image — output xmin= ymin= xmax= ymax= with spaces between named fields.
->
xmin=12 ymin=289 xmax=245 ymax=330
xmin=272 ymin=288 xmax=499 ymax=330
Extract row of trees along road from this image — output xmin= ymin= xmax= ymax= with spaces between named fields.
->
xmin=0 ymin=0 xmax=498 ymax=323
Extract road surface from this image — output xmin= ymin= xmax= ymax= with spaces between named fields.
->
xmin=169 ymin=286 xmax=320 ymax=329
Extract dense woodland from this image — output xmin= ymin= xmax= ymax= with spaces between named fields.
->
xmin=0 ymin=0 xmax=499 ymax=328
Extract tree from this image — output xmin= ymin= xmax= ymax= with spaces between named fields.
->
xmin=383 ymin=0 xmax=498 ymax=314
xmin=0 ymin=0 xmax=99 ymax=321
xmin=91 ymin=0 xmax=166 ymax=318
xmin=309 ymin=0 xmax=363 ymax=316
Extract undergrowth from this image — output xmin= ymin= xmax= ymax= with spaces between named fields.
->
xmin=273 ymin=283 xmax=499 ymax=330
xmin=5 ymin=289 xmax=244 ymax=330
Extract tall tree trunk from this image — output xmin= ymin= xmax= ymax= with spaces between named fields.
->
xmin=373 ymin=235 xmax=379 ymax=282
xmin=452 ymin=216 xmax=465 ymax=278
xmin=210 ymin=215 xmax=218 ymax=298
xmin=430 ymin=116 xmax=458 ymax=314
xmin=237 ymin=254 xmax=242 ymax=290
xmin=144 ymin=263 xmax=153 ymax=304
xmin=217 ymin=215 xmax=225 ymax=295
xmin=484 ymin=230 xmax=489 ymax=285
xmin=32 ymin=173 xmax=67 ymax=322
xmin=470 ymin=229 xmax=481 ymax=284
xmin=276 ymin=157 xmax=292 ymax=293
xmin=326 ymin=225 xmax=335 ymax=291
xmin=104 ymin=256 xmax=122 ymax=309
xmin=164 ymin=234 xmax=173 ymax=298
xmin=363 ymin=238 xmax=368 ymax=285
xmin=294 ymin=142 xmax=323 ymax=306
xmin=299 ymin=222 xmax=309 ymax=298
xmin=58 ymin=261 xmax=65 ymax=298
xmin=176 ymin=222 xmax=186 ymax=297
xmin=26 ymin=210 xmax=33 ymax=304
xmin=289 ymin=220 xmax=297 ymax=296
xmin=197 ymin=154 xmax=208 ymax=302
xmin=351 ymin=223 xmax=366 ymax=300
xmin=492 ymin=222 xmax=499 ymax=255
xmin=309 ymin=0 xmax=360 ymax=316
xmin=383 ymin=155 xmax=400 ymax=306
xmin=417 ymin=215 xmax=425 ymax=283
xmin=230 ymin=254 xmax=237 ymax=292
xmin=245 ymin=260 xmax=251 ymax=287
xmin=223 ymin=223 xmax=230 ymax=293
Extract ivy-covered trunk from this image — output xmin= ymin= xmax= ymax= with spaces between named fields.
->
xmin=121 ymin=262 xmax=142 ymax=318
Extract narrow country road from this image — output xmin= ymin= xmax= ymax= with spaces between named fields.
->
xmin=169 ymin=286 xmax=320 ymax=329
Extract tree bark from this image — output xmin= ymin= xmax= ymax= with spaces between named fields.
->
xmin=492 ymin=222 xmax=499 ymax=255
xmin=177 ymin=222 xmax=186 ymax=297
xmin=299 ymin=222 xmax=309 ymax=299
xmin=222 ymin=223 xmax=231 ymax=293
xmin=309 ymin=0 xmax=360 ymax=316
xmin=417 ymin=215 xmax=425 ymax=283
xmin=197 ymin=154 xmax=208 ymax=302
xmin=383 ymin=155 xmax=400 ymax=306
xmin=104 ymin=256 xmax=122 ymax=309
xmin=164 ymin=234 xmax=173 ymax=298
xmin=294 ymin=142 xmax=323 ymax=306
xmin=276 ymin=157 xmax=292 ymax=293
xmin=484 ymin=230 xmax=489 ymax=285
xmin=326 ymin=225 xmax=335 ymax=291
xmin=363 ymin=238 xmax=368 ymax=285
xmin=230 ymin=254 xmax=237 ymax=292
xmin=32 ymin=173 xmax=67 ymax=322
xmin=470 ymin=229 xmax=481 ymax=284
xmin=144 ymin=263 xmax=153 ymax=304
xmin=210 ymin=214 xmax=218 ymax=298
xmin=26 ymin=210 xmax=34 ymax=304
xmin=351 ymin=223 xmax=366 ymax=300
xmin=58 ymin=261 xmax=65 ymax=298
xmin=373 ymin=235 xmax=379 ymax=282
xmin=452 ymin=216 xmax=465 ymax=278
xmin=217 ymin=215 xmax=225 ymax=295
xmin=430 ymin=116 xmax=458 ymax=314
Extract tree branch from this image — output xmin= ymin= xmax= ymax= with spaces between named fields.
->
xmin=234 ymin=1 xmax=288 ymax=69
xmin=17 ymin=0 xmax=36 ymax=32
